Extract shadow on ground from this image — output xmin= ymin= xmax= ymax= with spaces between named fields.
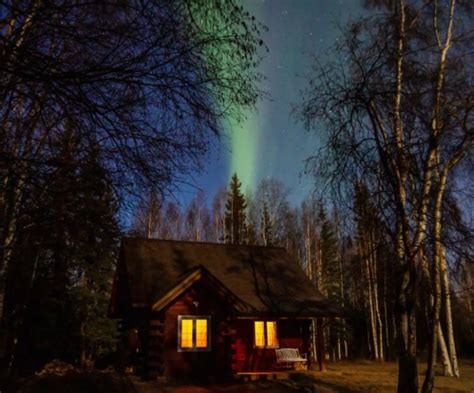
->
xmin=0 ymin=371 xmax=361 ymax=393
xmin=1 ymin=373 xmax=136 ymax=393
xmin=2 ymin=360 xmax=473 ymax=393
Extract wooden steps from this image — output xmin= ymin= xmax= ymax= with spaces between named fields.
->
xmin=235 ymin=371 xmax=290 ymax=381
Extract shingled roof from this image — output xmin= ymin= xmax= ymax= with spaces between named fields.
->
xmin=111 ymin=237 xmax=340 ymax=317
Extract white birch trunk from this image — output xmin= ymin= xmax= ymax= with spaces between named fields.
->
xmin=365 ymin=255 xmax=379 ymax=360
xmin=420 ymin=248 xmax=454 ymax=378
xmin=369 ymin=233 xmax=384 ymax=361
xmin=437 ymin=322 xmax=454 ymax=377
xmin=440 ymin=246 xmax=460 ymax=377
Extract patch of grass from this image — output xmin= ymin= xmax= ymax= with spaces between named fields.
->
xmin=307 ymin=360 xmax=474 ymax=393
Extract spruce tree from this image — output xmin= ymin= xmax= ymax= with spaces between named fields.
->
xmin=70 ymin=148 xmax=120 ymax=368
xmin=3 ymin=145 xmax=120 ymax=371
xmin=224 ymin=174 xmax=247 ymax=244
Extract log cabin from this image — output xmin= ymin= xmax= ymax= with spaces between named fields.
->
xmin=109 ymin=237 xmax=340 ymax=381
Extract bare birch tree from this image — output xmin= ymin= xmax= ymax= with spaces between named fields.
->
xmin=211 ymin=187 xmax=227 ymax=243
xmin=297 ymin=1 xmax=472 ymax=391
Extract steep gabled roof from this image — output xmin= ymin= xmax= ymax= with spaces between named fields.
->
xmin=111 ymin=237 xmax=340 ymax=317
xmin=151 ymin=265 xmax=252 ymax=313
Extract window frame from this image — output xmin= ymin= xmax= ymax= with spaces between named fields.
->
xmin=177 ymin=315 xmax=212 ymax=352
xmin=253 ymin=320 xmax=279 ymax=349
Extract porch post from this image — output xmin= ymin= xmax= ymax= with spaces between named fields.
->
xmin=316 ymin=318 xmax=326 ymax=371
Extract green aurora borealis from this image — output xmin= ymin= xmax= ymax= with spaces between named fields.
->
xmin=197 ymin=0 xmax=364 ymax=203
xmin=228 ymin=117 xmax=260 ymax=192
xmin=227 ymin=1 xmax=267 ymax=192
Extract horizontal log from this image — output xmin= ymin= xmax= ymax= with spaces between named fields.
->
xmin=148 ymin=345 xmax=164 ymax=351
xmin=147 ymin=351 xmax=164 ymax=361
xmin=148 ymin=337 xmax=164 ymax=344
xmin=148 ymin=337 xmax=164 ymax=343
xmin=148 ymin=331 xmax=165 ymax=337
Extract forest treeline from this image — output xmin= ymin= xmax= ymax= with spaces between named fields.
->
xmin=129 ymin=173 xmax=474 ymax=368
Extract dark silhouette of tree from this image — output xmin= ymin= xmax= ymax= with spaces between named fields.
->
xmin=0 ymin=0 xmax=266 ymax=372
xmin=224 ymin=173 xmax=247 ymax=245
xmin=2 ymin=142 xmax=120 ymax=372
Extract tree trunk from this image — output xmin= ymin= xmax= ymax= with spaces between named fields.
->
xmin=365 ymin=299 xmax=373 ymax=357
xmin=344 ymin=336 xmax=348 ymax=359
xmin=383 ymin=257 xmax=391 ymax=359
xmin=440 ymin=246 xmax=460 ymax=377
xmin=365 ymin=254 xmax=379 ymax=360
xmin=438 ymin=322 xmax=454 ymax=377
xmin=369 ymin=232 xmax=384 ymax=361
xmin=305 ymin=222 xmax=312 ymax=279
xmin=421 ymin=243 xmax=441 ymax=393
xmin=337 ymin=330 xmax=341 ymax=361
xmin=396 ymin=289 xmax=418 ymax=393
xmin=338 ymin=246 xmax=348 ymax=359
xmin=422 ymin=167 xmax=448 ymax=393
xmin=426 ymin=0 xmax=458 ymax=381
xmin=420 ymin=245 xmax=453 ymax=378
xmin=396 ymin=222 xmax=418 ymax=393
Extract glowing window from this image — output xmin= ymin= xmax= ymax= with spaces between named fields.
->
xmin=196 ymin=319 xmax=208 ymax=348
xmin=181 ymin=319 xmax=193 ymax=348
xmin=178 ymin=316 xmax=211 ymax=351
xmin=254 ymin=321 xmax=265 ymax=347
xmin=254 ymin=320 xmax=278 ymax=348
xmin=266 ymin=321 xmax=277 ymax=347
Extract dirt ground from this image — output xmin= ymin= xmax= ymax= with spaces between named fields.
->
xmin=306 ymin=360 xmax=474 ymax=393
xmin=4 ymin=360 xmax=474 ymax=393
xmin=131 ymin=360 xmax=474 ymax=393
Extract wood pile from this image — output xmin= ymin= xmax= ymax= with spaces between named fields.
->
xmin=35 ymin=360 xmax=77 ymax=376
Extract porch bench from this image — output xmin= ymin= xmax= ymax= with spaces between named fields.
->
xmin=275 ymin=348 xmax=308 ymax=370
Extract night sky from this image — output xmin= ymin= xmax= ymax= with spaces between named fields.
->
xmin=182 ymin=0 xmax=365 ymax=207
